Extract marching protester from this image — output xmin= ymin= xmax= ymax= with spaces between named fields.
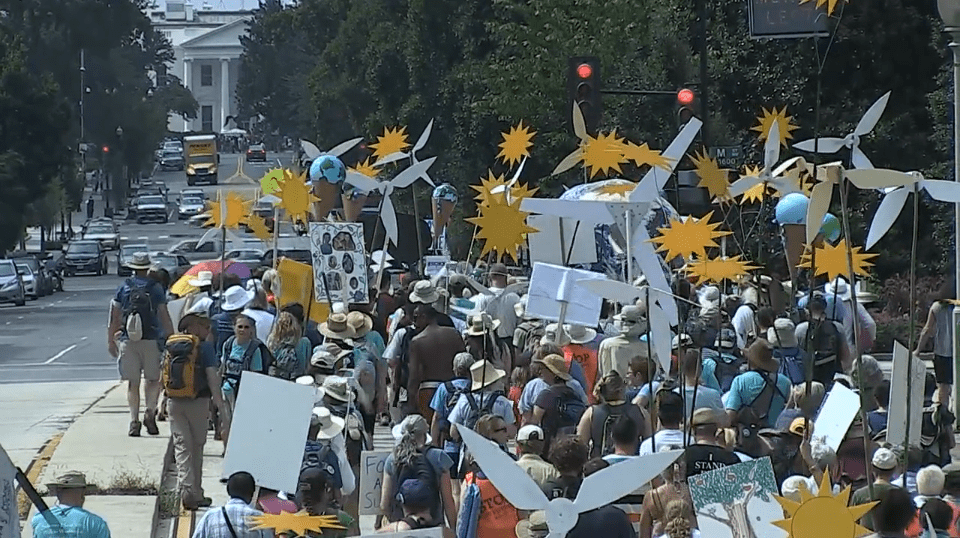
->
xmin=192 ymin=472 xmax=272 ymax=538
xmin=266 ymin=311 xmax=311 ymax=380
xmin=577 ymin=370 xmax=649 ymax=457
xmin=219 ymin=313 xmax=271 ymax=448
xmin=407 ymin=299 xmax=466 ymax=420
xmin=516 ymin=424 xmax=560 ymax=487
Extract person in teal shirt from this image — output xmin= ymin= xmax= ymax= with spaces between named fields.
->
xmin=32 ymin=471 xmax=110 ymax=538
xmin=219 ymin=313 xmax=267 ymax=447
xmin=724 ymin=340 xmax=791 ymax=428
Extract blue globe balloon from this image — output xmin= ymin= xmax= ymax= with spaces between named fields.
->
xmin=820 ymin=213 xmax=841 ymax=243
xmin=775 ymin=193 xmax=809 ymax=225
xmin=308 ymin=155 xmax=346 ymax=185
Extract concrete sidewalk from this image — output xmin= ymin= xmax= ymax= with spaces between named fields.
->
xmin=22 ymin=382 xmax=172 ymax=538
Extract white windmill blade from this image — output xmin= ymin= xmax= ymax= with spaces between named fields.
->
xmin=631 ymin=227 xmax=678 ymax=325
xmin=381 ymin=193 xmax=400 ymax=246
xmin=572 ymin=101 xmax=588 ymax=141
xmin=195 ymin=227 xmax=220 ymax=250
xmin=574 ymin=449 xmax=683 ymax=513
xmin=728 ymin=174 xmax=761 ymax=198
xmin=301 ymin=140 xmax=322 ymax=160
xmin=771 ymin=156 xmax=806 ymax=179
xmin=344 ymin=171 xmax=383 ymax=194
xmin=552 ymin=149 xmax=584 ymax=176
xmin=851 ymin=147 xmax=874 ymax=170
xmin=511 ymin=157 xmax=527 ymax=184
xmin=865 ymin=186 xmax=910 ymax=250
xmin=792 ymin=137 xmax=846 ymax=154
xmin=520 ymin=198 xmax=615 ymax=225
xmin=465 ymin=275 xmax=493 ymax=297
xmin=844 ymin=168 xmax=913 ymax=190
xmin=412 ymin=119 xmax=434 ymax=154
xmin=855 ymin=91 xmax=891 ymax=136
xmin=576 ymin=279 xmax=643 ymax=303
xmin=648 ymin=301 xmax=673 ymax=373
xmin=389 ymin=157 xmax=437 ymax=190
xmin=373 ymin=151 xmax=408 ymax=167
xmin=458 ymin=426 xmax=550 ymax=511
xmin=921 ymin=178 xmax=960 ymax=203
xmin=763 ymin=120 xmax=781 ymax=172
xmin=805 ymin=181 xmax=833 ymax=243
xmin=633 ymin=117 xmax=702 ymax=198
xmin=327 ymin=137 xmax=363 ymax=157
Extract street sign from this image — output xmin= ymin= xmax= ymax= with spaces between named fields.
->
xmin=748 ymin=0 xmax=830 ymax=39
xmin=709 ymin=146 xmax=743 ymax=170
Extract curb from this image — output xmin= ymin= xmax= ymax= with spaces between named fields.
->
xmin=154 ymin=434 xmax=175 ymax=538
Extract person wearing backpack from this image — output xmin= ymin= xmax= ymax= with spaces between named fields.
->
xmin=379 ymin=415 xmax=456 ymax=533
xmin=576 ymin=371 xmax=649 ymax=458
xmin=107 ymin=252 xmax=174 ymax=438
xmin=266 ymin=312 xmax=311 ymax=381
xmin=724 ymin=340 xmax=791 ymax=429
xmin=219 ymin=313 xmax=273 ymax=448
xmin=430 ymin=352 xmax=476 ymax=496
xmin=731 ymin=287 xmax=760 ymax=351
xmin=447 ymin=360 xmax=517 ymax=463
xmin=531 ymin=354 xmax=587 ymax=458
xmin=164 ymin=310 xmax=224 ymax=511
xmin=796 ymin=293 xmax=851 ymax=386
xmin=767 ymin=318 xmax=808 ymax=386
xmin=210 ymin=284 xmax=254 ymax=363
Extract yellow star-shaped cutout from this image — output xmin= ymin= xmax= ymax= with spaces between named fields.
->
xmin=277 ymin=169 xmax=319 ymax=224
xmin=651 ymin=211 xmax=731 ymax=262
xmin=466 ymin=192 xmax=538 ymax=262
xmin=738 ymin=165 xmax=775 ymax=205
xmin=497 ymin=121 xmax=536 ymax=167
xmin=686 ymin=255 xmax=758 ymax=284
xmin=581 ymin=131 xmax=628 ymax=179
xmin=244 ymin=214 xmax=272 ymax=241
xmin=350 ymin=157 xmax=378 ymax=179
xmin=623 ymin=142 xmax=673 ymax=171
xmin=799 ymin=0 xmax=846 ymax=16
xmin=205 ymin=192 xmax=252 ymax=229
xmin=800 ymin=239 xmax=877 ymax=282
xmin=260 ymin=168 xmax=284 ymax=196
xmin=247 ymin=510 xmax=346 ymax=535
xmin=773 ymin=472 xmax=876 ymax=538
xmin=690 ymin=150 xmax=731 ymax=202
xmin=510 ymin=182 xmax=538 ymax=201
xmin=781 ymin=160 xmax=816 ymax=196
xmin=752 ymin=106 xmax=800 ymax=148
xmin=593 ymin=181 xmax=637 ymax=198
xmin=470 ymin=171 xmax=509 ymax=208
xmin=370 ymin=126 xmax=409 ymax=162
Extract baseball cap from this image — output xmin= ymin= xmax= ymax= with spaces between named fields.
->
xmin=871 ymin=447 xmax=897 ymax=471
xmin=788 ymin=417 xmax=812 ymax=437
xmin=517 ymin=424 xmax=545 ymax=442
xmin=396 ymin=478 xmax=434 ymax=507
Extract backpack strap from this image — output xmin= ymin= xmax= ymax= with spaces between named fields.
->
xmin=221 ymin=507 xmax=239 ymax=538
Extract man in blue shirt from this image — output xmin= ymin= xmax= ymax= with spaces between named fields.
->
xmin=32 ymin=471 xmax=110 ymax=538
xmin=724 ymin=340 xmax=792 ymax=429
xmin=107 ymin=252 xmax=174 ymax=438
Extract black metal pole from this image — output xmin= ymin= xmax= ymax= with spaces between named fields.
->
xmin=697 ymin=0 xmax=709 ymax=146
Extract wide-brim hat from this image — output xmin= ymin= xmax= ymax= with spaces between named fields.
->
xmin=318 ymin=376 xmax=352 ymax=403
xmin=746 ymin=340 xmax=778 ymax=372
xmin=767 ymin=318 xmax=798 ymax=348
xmin=409 ymin=280 xmax=441 ymax=304
xmin=126 ymin=252 xmax=152 ymax=270
xmin=614 ymin=305 xmax=644 ymax=323
xmin=488 ymin=263 xmax=509 ymax=277
xmin=46 ymin=471 xmax=95 ymax=493
xmin=534 ymin=353 xmax=571 ymax=381
xmin=311 ymin=343 xmax=349 ymax=371
xmin=540 ymin=323 xmax=572 ymax=346
xmin=311 ymin=406 xmax=345 ymax=440
xmin=825 ymin=277 xmax=851 ymax=301
xmin=470 ymin=359 xmax=506 ymax=391
xmin=320 ymin=313 xmax=356 ymax=340
xmin=564 ymin=324 xmax=597 ymax=344
xmin=465 ymin=314 xmax=500 ymax=337
xmin=346 ymin=311 xmax=373 ymax=337
xmin=515 ymin=511 xmax=548 ymax=538
xmin=221 ymin=285 xmax=255 ymax=312
xmin=188 ymin=270 xmax=214 ymax=288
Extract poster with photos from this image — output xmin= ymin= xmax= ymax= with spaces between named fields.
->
xmin=309 ymin=222 xmax=368 ymax=304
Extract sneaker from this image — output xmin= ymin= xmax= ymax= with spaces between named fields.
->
xmin=198 ymin=497 xmax=212 ymax=508
xmin=143 ymin=410 xmax=159 ymax=436
xmin=128 ymin=420 xmax=142 ymax=437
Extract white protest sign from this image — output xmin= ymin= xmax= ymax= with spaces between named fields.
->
xmin=360 ymin=528 xmax=442 ymax=538
xmin=526 ymin=262 xmax=606 ymax=327
xmin=0 ymin=444 xmax=19 ymax=538
xmin=811 ymin=383 xmax=860 ymax=453
xmin=888 ymin=340 xmax=927 ymax=448
xmin=359 ymin=450 xmax=391 ymax=516
xmin=526 ymin=215 xmax=597 ymax=265
xmin=423 ymin=256 xmax=450 ymax=278
xmin=222 ymin=372 xmax=315 ymax=494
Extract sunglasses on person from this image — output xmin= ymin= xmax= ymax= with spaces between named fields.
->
xmin=235 ymin=324 xmax=253 ymax=330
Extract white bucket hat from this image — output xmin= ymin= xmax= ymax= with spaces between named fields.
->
xmin=311 ymin=406 xmax=345 ymax=440
xmin=188 ymin=270 xmax=214 ymax=288
xmin=564 ymin=324 xmax=597 ymax=345
xmin=220 ymin=285 xmax=255 ymax=312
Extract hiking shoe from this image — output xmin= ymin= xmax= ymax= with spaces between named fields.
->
xmin=197 ymin=497 xmax=212 ymax=508
xmin=143 ymin=410 xmax=159 ymax=436
xmin=156 ymin=410 xmax=167 ymax=422
xmin=128 ymin=420 xmax=142 ymax=437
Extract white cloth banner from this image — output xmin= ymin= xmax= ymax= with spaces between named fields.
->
xmin=0 ymin=444 xmax=20 ymax=538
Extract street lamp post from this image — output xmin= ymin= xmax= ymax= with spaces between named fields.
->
xmin=938 ymin=0 xmax=960 ymax=413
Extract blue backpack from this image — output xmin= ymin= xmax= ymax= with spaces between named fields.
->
xmin=775 ymin=347 xmax=808 ymax=385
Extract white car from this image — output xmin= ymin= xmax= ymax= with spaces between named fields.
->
xmin=81 ymin=221 xmax=120 ymax=250
xmin=14 ymin=263 xmax=37 ymax=300
xmin=180 ymin=188 xmax=207 ymax=201
xmin=178 ymin=197 xmax=206 ymax=220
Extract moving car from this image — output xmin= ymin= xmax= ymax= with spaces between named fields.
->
xmin=226 ymin=248 xmax=265 ymax=266
xmin=14 ymin=262 xmax=37 ymax=300
xmin=117 ymin=244 xmax=149 ymax=277
xmin=136 ymin=195 xmax=168 ymax=224
xmin=246 ymin=143 xmax=267 ymax=162
xmin=178 ymin=196 xmax=206 ymax=220
xmin=81 ymin=219 xmax=120 ymax=250
xmin=0 ymin=260 xmax=26 ymax=306
xmin=158 ymin=150 xmax=185 ymax=171
xmin=63 ymin=240 xmax=108 ymax=276
xmin=180 ymin=188 xmax=207 ymax=201
xmin=150 ymin=251 xmax=191 ymax=282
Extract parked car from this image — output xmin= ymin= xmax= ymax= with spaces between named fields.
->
xmin=117 ymin=244 xmax=149 ymax=276
xmin=178 ymin=196 xmax=206 ymax=220
xmin=14 ymin=262 xmax=38 ymax=299
xmin=9 ymin=254 xmax=52 ymax=296
xmin=150 ymin=251 xmax=191 ymax=282
xmin=81 ymin=220 xmax=120 ymax=250
xmin=226 ymin=248 xmax=265 ymax=266
xmin=187 ymin=212 xmax=212 ymax=228
xmin=158 ymin=150 xmax=185 ymax=171
xmin=0 ymin=260 xmax=25 ymax=306
xmin=136 ymin=195 xmax=168 ymax=224
xmin=63 ymin=240 xmax=108 ymax=276
xmin=166 ymin=238 xmax=220 ymax=262
xmin=246 ymin=143 xmax=267 ymax=162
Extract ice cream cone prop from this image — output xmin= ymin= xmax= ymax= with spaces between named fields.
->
xmin=311 ymin=181 xmax=339 ymax=221
xmin=432 ymin=198 xmax=456 ymax=241
xmin=782 ymin=223 xmax=806 ymax=281
xmin=308 ymin=154 xmax=347 ymax=221
xmin=341 ymin=191 xmax=368 ymax=221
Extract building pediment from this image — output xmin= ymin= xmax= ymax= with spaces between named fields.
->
xmin=180 ymin=16 xmax=250 ymax=51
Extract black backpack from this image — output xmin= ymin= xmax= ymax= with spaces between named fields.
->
xmin=394 ymin=449 xmax=440 ymax=520
xmin=805 ymin=319 xmax=841 ymax=367
xmin=544 ymin=386 xmax=586 ymax=438
xmin=123 ymin=279 xmax=157 ymax=340
xmin=746 ymin=371 xmax=787 ymax=423
xmin=221 ymin=336 xmax=274 ymax=394
xmin=444 ymin=380 xmax=468 ymax=411
xmin=463 ymin=392 xmax=500 ymax=431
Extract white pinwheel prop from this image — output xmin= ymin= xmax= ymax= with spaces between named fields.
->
xmin=300 ymin=137 xmax=364 ymax=160
xmin=729 ymin=121 xmax=805 ymax=198
xmin=844 ymin=168 xmax=960 ymax=249
xmin=458 ymin=425 xmax=682 ymax=538
xmin=552 ymin=103 xmax=593 ymax=176
xmin=489 ymin=158 xmax=527 ymax=201
xmin=344 ymin=157 xmax=436 ymax=247
xmin=372 ymin=119 xmax=435 ymax=170
xmin=802 ymin=161 xmax=847 ymax=243
xmin=792 ymin=91 xmax=890 ymax=169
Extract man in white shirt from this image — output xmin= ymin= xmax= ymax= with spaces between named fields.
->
xmin=193 ymin=471 xmax=274 ymax=538
xmin=731 ymin=287 xmax=759 ymax=351
xmin=471 ymin=263 xmax=520 ymax=342
xmin=639 ymin=391 xmax=691 ymax=455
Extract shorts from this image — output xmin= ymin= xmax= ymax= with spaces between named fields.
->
xmin=118 ymin=339 xmax=162 ymax=381
xmin=934 ymin=354 xmax=953 ymax=384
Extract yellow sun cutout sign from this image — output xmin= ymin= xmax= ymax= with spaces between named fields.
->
xmin=651 ymin=211 xmax=730 ymax=262
xmin=510 ymin=182 xmax=539 ymax=201
xmin=686 ymin=255 xmax=758 ymax=284
xmin=752 ymin=106 xmax=799 ymax=148
xmin=206 ymin=191 xmax=252 ymax=229
xmin=623 ymin=141 xmax=672 ymax=171
xmin=581 ymin=131 xmax=628 ymax=178
xmin=247 ymin=510 xmax=346 ymax=535
xmin=260 ymin=168 xmax=285 ymax=196
xmin=690 ymin=150 xmax=731 ymax=202
xmin=799 ymin=0 xmax=846 ymax=16
xmin=350 ymin=157 xmax=378 ymax=178
xmin=497 ymin=121 xmax=536 ymax=167
xmin=738 ymin=165 xmax=775 ymax=205
xmin=800 ymin=239 xmax=877 ymax=282
xmin=370 ymin=126 xmax=409 ymax=162
xmin=773 ymin=473 xmax=875 ymax=538
xmin=470 ymin=171 xmax=509 ymax=208
xmin=277 ymin=170 xmax=319 ymax=224
xmin=466 ymin=192 xmax=538 ymax=262
xmin=244 ymin=214 xmax=272 ymax=241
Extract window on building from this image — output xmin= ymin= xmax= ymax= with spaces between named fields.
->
xmin=201 ymin=105 xmax=213 ymax=132
xmin=200 ymin=64 xmax=212 ymax=86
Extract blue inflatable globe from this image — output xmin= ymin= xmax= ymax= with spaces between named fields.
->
xmin=775 ymin=192 xmax=809 ymax=225
xmin=308 ymin=155 xmax=346 ymax=185
xmin=820 ymin=213 xmax=841 ymax=243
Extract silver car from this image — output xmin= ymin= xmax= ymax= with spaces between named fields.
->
xmin=14 ymin=263 xmax=37 ymax=299
xmin=0 ymin=260 xmax=25 ymax=306
xmin=82 ymin=220 xmax=120 ymax=250
xmin=178 ymin=196 xmax=206 ymax=220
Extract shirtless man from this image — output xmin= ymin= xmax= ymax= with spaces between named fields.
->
xmin=405 ymin=303 xmax=465 ymax=422
xmin=638 ymin=447 xmax=697 ymax=538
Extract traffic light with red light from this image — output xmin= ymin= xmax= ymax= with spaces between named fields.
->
xmin=567 ymin=56 xmax=602 ymax=136
xmin=677 ymin=88 xmax=697 ymax=127
xmin=102 ymin=145 xmax=110 ymax=153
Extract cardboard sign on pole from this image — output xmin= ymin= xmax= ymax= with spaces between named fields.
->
xmin=811 ymin=383 xmax=861 ymax=453
xmin=526 ymin=262 xmax=606 ymax=327
xmin=309 ymin=222 xmax=369 ymax=304
xmin=526 ymin=214 xmax=597 ymax=265
xmin=222 ymin=372 xmax=315 ymax=494
xmin=359 ymin=450 xmax=391 ymax=516
xmin=888 ymin=340 xmax=927 ymax=448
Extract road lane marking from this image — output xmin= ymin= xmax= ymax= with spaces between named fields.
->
xmin=80 ymin=336 xmax=88 ymax=341
xmin=44 ymin=344 xmax=78 ymax=364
